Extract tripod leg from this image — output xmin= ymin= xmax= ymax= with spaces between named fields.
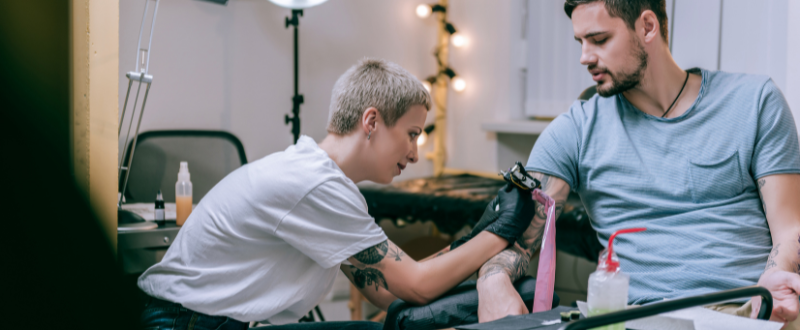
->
xmin=118 ymin=79 xmax=133 ymax=136
xmin=119 ymin=82 xmax=152 ymax=205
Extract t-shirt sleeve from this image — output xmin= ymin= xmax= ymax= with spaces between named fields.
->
xmin=275 ymin=179 xmax=388 ymax=269
xmin=525 ymin=101 xmax=584 ymax=190
xmin=751 ymin=79 xmax=800 ymax=179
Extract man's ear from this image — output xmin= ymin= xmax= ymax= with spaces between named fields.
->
xmin=639 ymin=10 xmax=660 ymax=44
xmin=361 ymin=107 xmax=379 ymax=136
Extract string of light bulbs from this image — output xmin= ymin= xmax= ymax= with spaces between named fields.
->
xmin=416 ymin=2 xmax=467 ymax=93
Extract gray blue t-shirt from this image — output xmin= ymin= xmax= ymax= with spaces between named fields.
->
xmin=526 ymin=68 xmax=800 ymax=304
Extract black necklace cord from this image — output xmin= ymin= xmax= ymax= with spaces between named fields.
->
xmin=662 ymin=70 xmax=690 ymax=118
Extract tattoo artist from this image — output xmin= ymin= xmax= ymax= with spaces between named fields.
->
xmin=457 ymin=0 xmax=800 ymax=328
xmin=136 ymin=59 xmax=537 ymax=330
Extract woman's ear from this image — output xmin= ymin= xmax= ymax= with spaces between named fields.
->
xmin=362 ymin=107 xmax=379 ymax=136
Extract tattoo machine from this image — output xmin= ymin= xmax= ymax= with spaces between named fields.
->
xmin=500 ymin=162 xmax=558 ymax=312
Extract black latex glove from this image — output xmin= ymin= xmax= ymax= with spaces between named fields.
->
xmin=450 ymin=184 xmax=536 ymax=250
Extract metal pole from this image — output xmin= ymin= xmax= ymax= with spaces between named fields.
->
xmin=119 ymin=82 xmax=152 ymax=206
xmin=119 ymin=80 xmax=144 ymax=171
xmin=284 ymin=9 xmax=303 ymax=144
xmin=118 ymin=79 xmax=133 ymax=136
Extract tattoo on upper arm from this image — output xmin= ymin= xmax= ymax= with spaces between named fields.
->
xmin=757 ymin=179 xmax=766 ymax=215
xmin=349 ymin=265 xmax=388 ymax=291
xmin=353 ymin=240 xmax=388 ymax=265
xmin=766 ymin=243 xmax=780 ymax=271
xmin=387 ymin=247 xmax=406 ymax=261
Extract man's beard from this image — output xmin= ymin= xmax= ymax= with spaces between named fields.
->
xmin=593 ymin=39 xmax=648 ymax=97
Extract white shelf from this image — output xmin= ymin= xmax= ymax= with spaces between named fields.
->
xmin=481 ymin=120 xmax=551 ymax=135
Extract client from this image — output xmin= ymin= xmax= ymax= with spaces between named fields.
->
xmin=136 ymin=58 xmax=536 ymax=330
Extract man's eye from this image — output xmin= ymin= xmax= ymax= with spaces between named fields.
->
xmin=410 ymin=132 xmax=419 ymax=139
xmin=595 ymin=38 xmax=607 ymax=45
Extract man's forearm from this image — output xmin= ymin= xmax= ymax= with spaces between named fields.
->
xmin=757 ymin=175 xmax=800 ymax=276
xmin=477 ymin=172 xmax=569 ymax=284
xmin=764 ymin=233 xmax=800 ymax=276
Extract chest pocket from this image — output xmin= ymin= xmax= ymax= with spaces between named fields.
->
xmin=688 ymin=151 xmax=744 ymax=203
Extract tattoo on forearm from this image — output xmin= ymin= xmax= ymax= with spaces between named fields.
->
xmin=766 ymin=243 xmax=780 ymax=271
xmin=796 ymin=235 xmax=800 ymax=275
xmin=354 ymin=240 xmax=388 ymax=265
xmin=349 ymin=265 xmax=388 ymax=291
xmin=757 ymin=179 xmax=766 ymax=215
xmin=481 ymin=172 xmax=567 ymax=281
xmin=477 ymin=248 xmax=531 ymax=283
xmin=387 ymin=247 xmax=406 ymax=261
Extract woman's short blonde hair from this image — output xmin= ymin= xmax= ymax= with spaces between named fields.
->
xmin=327 ymin=58 xmax=431 ymax=135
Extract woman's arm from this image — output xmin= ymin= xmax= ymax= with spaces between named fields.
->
xmin=344 ymin=232 xmax=507 ymax=306
xmin=339 ymin=246 xmax=450 ymax=311
xmin=340 ymin=245 xmax=452 ymax=311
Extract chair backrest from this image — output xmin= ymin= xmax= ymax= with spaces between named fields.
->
xmin=120 ymin=130 xmax=247 ymax=204
xmin=578 ymin=85 xmax=597 ymax=101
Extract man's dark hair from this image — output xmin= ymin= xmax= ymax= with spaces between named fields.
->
xmin=564 ymin=0 xmax=669 ymax=43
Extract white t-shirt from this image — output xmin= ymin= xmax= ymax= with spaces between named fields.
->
xmin=137 ymin=136 xmax=388 ymax=323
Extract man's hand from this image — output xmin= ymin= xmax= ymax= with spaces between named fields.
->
xmin=477 ymin=273 xmax=528 ymax=322
xmin=750 ymin=270 xmax=800 ymax=323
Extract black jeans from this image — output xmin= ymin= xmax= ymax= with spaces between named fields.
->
xmin=140 ymin=297 xmax=382 ymax=330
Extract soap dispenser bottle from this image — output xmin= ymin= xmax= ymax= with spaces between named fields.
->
xmin=587 ymin=227 xmax=646 ymax=330
xmin=175 ymin=161 xmax=193 ymax=226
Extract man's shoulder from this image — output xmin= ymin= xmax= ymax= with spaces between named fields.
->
xmin=704 ymin=69 xmax=772 ymax=96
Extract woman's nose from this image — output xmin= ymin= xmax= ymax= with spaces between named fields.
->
xmin=408 ymin=145 xmax=419 ymax=164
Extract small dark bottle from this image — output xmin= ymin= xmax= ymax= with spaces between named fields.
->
xmin=154 ymin=190 xmax=165 ymax=226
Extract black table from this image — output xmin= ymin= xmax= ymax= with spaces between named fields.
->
xmin=359 ymin=174 xmax=603 ymax=262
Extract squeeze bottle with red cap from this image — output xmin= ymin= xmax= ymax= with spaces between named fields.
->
xmin=587 ymin=227 xmax=646 ymax=330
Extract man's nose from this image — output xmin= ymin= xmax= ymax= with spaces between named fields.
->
xmin=580 ymin=44 xmax=597 ymax=66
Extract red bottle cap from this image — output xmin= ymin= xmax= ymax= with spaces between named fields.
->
xmin=606 ymin=227 xmax=647 ymax=272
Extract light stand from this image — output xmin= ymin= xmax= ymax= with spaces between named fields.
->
xmin=284 ymin=9 xmax=304 ymax=144
xmin=118 ymin=0 xmax=161 ymax=226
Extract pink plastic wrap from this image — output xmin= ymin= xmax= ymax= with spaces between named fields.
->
xmin=531 ymin=188 xmax=557 ymax=312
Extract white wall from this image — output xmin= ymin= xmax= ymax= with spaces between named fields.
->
xmin=119 ymin=0 xmax=515 ymax=179
xmin=670 ymin=0 xmax=789 ymax=92
xmin=446 ymin=1 xmax=515 ymax=172
xmin=788 ymin=0 xmax=800 ymax=135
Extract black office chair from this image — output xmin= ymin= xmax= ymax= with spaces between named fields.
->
xmin=119 ymin=130 xmax=247 ymax=204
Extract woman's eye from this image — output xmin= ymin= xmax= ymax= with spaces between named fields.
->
xmin=410 ymin=132 xmax=419 ymax=139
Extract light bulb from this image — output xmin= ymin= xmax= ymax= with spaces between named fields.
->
xmin=422 ymin=80 xmax=432 ymax=93
xmin=417 ymin=131 xmax=428 ymax=146
xmin=451 ymin=33 xmax=468 ymax=48
xmin=416 ymin=4 xmax=432 ymax=18
xmin=452 ymin=77 xmax=466 ymax=92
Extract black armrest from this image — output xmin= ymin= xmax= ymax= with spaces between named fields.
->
xmin=558 ymin=286 xmax=773 ymax=330
xmin=383 ymin=276 xmax=559 ymax=330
